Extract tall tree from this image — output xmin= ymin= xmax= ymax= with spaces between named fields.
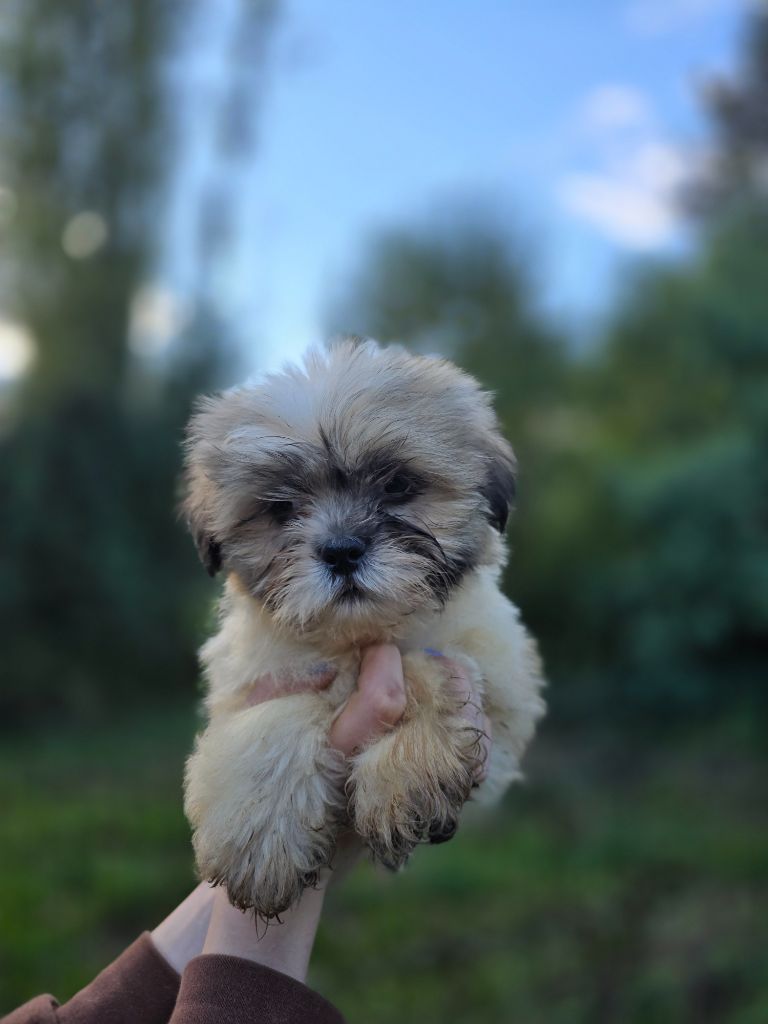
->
xmin=685 ymin=9 xmax=768 ymax=218
xmin=329 ymin=12 xmax=768 ymax=722
xmin=0 ymin=1 xmax=277 ymax=722
xmin=583 ymin=10 xmax=768 ymax=716
xmin=328 ymin=208 xmax=581 ymax=677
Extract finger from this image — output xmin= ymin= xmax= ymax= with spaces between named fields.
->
xmin=243 ymin=663 xmax=337 ymax=707
xmin=329 ymin=644 xmax=406 ymax=757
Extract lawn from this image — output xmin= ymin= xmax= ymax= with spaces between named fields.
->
xmin=1 ymin=706 xmax=766 ymax=1023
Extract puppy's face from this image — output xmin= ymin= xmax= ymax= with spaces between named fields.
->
xmin=183 ymin=340 xmax=515 ymax=638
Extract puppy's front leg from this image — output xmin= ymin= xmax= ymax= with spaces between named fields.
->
xmin=349 ymin=652 xmax=484 ymax=870
xmin=184 ymin=693 xmax=345 ymax=919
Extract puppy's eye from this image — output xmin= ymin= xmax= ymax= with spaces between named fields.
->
xmin=235 ymin=498 xmax=296 ymax=531
xmin=383 ymin=473 xmax=418 ymax=502
xmin=268 ymin=499 xmax=295 ymax=521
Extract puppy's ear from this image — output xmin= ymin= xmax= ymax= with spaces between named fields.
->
xmin=193 ymin=528 xmax=222 ymax=577
xmin=183 ymin=486 xmax=223 ymax=576
xmin=480 ymin=440 xmax=517 ymax=533
xmin=181 ymin=393 xmax=233 ymax=577
xmin=182 ymin=454 xmax=223 ymax=577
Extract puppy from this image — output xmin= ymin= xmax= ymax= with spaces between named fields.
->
xmin=183 ymin=338 xmax=546 ymax=918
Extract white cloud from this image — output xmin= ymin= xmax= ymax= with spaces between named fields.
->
xmin=626 ymin=0 xmax=738 ymax=35
xmin=559 ymin=79 xmax=691 ymax=249
xmin=558 ymin=141 xmax=688 ymax=249
xmin=580 ymin=85 xmax=652 ymax=132
xmin=559 ymin=176 xmax=677 ymax=247
xmin=633 ymin=141 xmax=689 ymax=190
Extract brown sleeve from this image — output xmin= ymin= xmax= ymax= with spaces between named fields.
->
xmin=169 ymin=955 xmax=345 ymax=1024
xmin=1 ymin=934 xmax=180 ymax=1024
xmin=1 ymin=994 xmax=59 ymax=1024
xmin=56 ymin=933 xmax=180 ymax=1024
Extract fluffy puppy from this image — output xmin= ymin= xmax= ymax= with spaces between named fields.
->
xmin=183 ymin=338 xmax=545 ymax=918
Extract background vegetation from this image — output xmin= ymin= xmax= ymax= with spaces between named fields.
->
xmin=1 ymin=3 xmax=766 ymax=1021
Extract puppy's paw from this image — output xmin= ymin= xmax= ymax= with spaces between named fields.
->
xmin=184 ymin=696 xmax=344 ymax=918
xmin=198 ymin=816 xmax=329 ymax=918
xmin=349 ymin=651 xmax=484 ymax=870
xmin=192 ymin=776 xmax=339 ymax=918
xmin=354 ymin=751 xmax=475 ymax=870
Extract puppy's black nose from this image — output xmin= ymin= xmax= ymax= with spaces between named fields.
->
xmin=319 ymin=536 xmax=368 ymax=576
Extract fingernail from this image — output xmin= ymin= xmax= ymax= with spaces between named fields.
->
xmin=424 ymin=648 xmax=444 ymax=658
xmin=309 ymin=661 xmax=335 ymax=676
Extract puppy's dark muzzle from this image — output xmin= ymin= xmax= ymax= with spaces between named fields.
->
xmin=318 ymin=535 xmax=368 ymax=577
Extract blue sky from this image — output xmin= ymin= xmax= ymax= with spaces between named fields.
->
xmin=0 ymin=0 xmax=752 ymax=382
xmin=165 ymin=0 xmax=751 ymax=373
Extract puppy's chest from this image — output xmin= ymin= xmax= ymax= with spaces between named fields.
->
xmin=203 ymin=615 xmax=450 ymax=713
xmin=202 ymin=577 xmax=499 ymax=711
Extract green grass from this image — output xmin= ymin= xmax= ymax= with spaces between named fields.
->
xmin=1 ymin=708 xmax=767 ymax=1022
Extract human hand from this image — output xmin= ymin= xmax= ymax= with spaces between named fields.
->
xmin=240 ymin=644 xmax=408 ymax=755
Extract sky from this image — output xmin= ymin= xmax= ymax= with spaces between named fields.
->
xmin=0 ymin=0 xmax=754 ymax=381
xmin=218 ymin=0 xmax=751 ymax=371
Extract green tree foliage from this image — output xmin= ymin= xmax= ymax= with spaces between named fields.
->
xmin=331 ymin=21 xmax=768 ymax=723
xmin=586 ymin=10 xmax=768 ymax=717
xmin=0 ymin=1 xmax=275 ymax=722
xmin=685 ymin=10 xmax=768 ymax=218
xmin=580 ymin=213 xmax=768 ymax=717
xmin=329 ymin=213 xmax=596 ymax=708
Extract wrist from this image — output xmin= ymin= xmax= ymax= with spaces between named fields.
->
xmin=151 ymin=881 xmax=216 ymax=975
xmin=201 ymin=883 xmax=326 ymax=982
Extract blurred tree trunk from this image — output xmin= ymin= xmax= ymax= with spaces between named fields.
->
xmin=0 ymin=0 xmax=277 ymax=722
xmin=0 ymin=1 xmax=172 ymax=404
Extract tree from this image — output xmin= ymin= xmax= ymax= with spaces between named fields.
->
xmin=329 ymin=12 xmax=768 ymax=723
xmin=0 ymin=1 xmax=277 ymax=722
xmin=328 ymin=208 xmax=589 ymax=688
xmin=579 ymin=9 xmax=768 ymax=717
xmin=685 ymin=9 xmax=768 ymax=218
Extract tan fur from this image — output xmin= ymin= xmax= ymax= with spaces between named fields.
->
xmin=182 ymin=339 xmax=546 ymax=918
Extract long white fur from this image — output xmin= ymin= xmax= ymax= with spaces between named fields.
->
xmin=183 ymin=340 xmax=546 ymax=918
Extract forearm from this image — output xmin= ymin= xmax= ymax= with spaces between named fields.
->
xmin=169 ymin=884 xmax=343 ymax=1024
xmin=201 ymin=883 xmax=326 ymax=982
xmin=151 ymin=882 xmax=216 ymax=975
